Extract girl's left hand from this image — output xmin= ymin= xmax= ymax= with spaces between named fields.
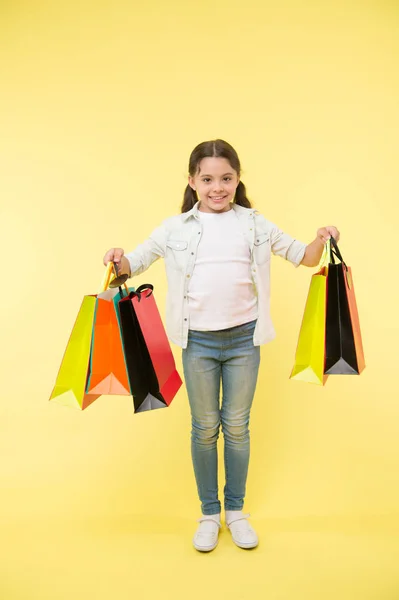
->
xmin=317 ymin=226 xmax=340 ymax=244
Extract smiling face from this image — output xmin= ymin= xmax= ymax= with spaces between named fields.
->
xmin=188 ymin=157 xmax=240 ymax=213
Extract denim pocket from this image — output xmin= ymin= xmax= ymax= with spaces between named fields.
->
xmin=166 ymin=239 xmax=188 ymax=270
xmin=253 ymin=233 xmax=271 ymax=265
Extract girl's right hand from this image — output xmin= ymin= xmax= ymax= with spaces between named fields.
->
xmin=103 ymin=247 xmax=125 ymax=267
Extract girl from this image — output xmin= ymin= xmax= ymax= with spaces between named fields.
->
xmin=103 ymin=139 xmax=340 ymax=552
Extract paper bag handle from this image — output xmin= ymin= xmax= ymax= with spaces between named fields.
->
xmin=329 ymin=237 xmax=347 ymax=267
xmin=100 ymin=262 xmax=129 ymax=294
xmin=100 ymin=262 xmax=114 ymax=292
xmin=317 ymin=240 xmax=331 ymax=270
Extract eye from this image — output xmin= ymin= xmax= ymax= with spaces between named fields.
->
xmin=202 ymin=178 xmax=211 ymax=183
xmin=224 ymin=177 xmax=232 ymax=181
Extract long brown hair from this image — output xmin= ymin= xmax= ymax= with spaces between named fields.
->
xmin=181 ymin=139 xmax=252 ymax=213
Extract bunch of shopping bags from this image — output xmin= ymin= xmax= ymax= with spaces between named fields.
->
xmin=50 ymin=263 xmax=182 ymax=411
xmin=290 ymin=238 xmax=365 ymax=385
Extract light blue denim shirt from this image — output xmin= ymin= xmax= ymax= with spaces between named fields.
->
xmin=125 ymin=202 xmax=307 ymax=349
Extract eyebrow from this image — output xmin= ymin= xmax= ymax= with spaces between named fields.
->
xmin=200 ymin=172 xmax=234 ymax=177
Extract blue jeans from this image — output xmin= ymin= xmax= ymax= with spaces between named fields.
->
xmin=182 ymin=320 xmax=260 ymax=515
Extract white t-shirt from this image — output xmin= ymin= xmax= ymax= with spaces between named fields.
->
xmin=187 ymin=209 xmax=258 ymax=331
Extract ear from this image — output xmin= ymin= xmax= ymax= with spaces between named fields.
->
xmin=188 ymin=176 xmax=196 ymax=191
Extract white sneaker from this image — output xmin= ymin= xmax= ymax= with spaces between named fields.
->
xmin=226 ymin=512 xmax=258 ymax=549
xmin=193 ymin=516 xmax=221 ymax=552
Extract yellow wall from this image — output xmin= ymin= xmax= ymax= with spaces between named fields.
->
xmin=1 ymin=0 xmax=398 ymax=544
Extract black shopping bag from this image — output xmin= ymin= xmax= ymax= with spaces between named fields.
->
xmin=116 ymin=286 xmax=169 ymax=413
xmin=324 ymin=238 xmax=365 ymax=375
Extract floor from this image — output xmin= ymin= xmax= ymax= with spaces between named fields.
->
xmin=2 ymin=513 xmax=399 ymax=600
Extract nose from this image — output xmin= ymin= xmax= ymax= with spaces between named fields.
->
xmin=213 ymin=181 xmax=224 ymax=192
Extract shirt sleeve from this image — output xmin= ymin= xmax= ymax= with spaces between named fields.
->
xmin=269 ymin=223 xmax=307 ymax=268
xmin=125 ymin=221 xmax=168 ymax=277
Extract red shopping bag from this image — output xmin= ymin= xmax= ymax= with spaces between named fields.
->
xmin=131 ymin=285 xmax=182 ymax=403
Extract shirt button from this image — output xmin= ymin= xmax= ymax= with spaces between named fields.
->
xmin=191 ymin=252 xmax=194 ymax=255
xmin=184 ymin=318 xmax=187 ymax=321
xmin=187 ymin=274 xmax=190 ymax=278
xmin=184 ymin=295 xmax=187 ymax=299
xmin=198 ymin=232 xmax=201 ymax=235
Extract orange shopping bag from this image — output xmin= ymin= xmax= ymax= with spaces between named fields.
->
xmin=85 ymin=287 xmax=131 ymax=395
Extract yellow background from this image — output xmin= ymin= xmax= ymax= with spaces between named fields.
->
xmin=1 ymin=0 xmax=398 ymax=598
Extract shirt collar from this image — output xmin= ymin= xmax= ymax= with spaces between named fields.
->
xmin=181 ymin=201 xmax=255 ymax=221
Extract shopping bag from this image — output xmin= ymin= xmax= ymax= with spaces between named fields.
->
xmin=49 ymin=263 xmax=116 ymax=409
xmin=116 ymin=284 xmax=182 ymax=413
xmin=85 ymin=287 xmax=131 ymax=395
xmin=130 ymin=285 xmax=183 ymax=404
xmin=290 ymin=246 xmax=329 ymax=386
xmin=324 ymin=238 xmax=365 ymax=375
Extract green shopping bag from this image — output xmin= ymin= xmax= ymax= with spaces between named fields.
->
xmin=49 ymin=264 xmax=115 ymax=409
xmin=290 ymin=244 xmax=329 ymax=386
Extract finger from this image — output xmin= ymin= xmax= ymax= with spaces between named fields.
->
xmin=103 ymin=248 xmax=115 ymax=266
xmin=114 ymin=249 xmax=124 ymax=262
xmin=320 ymin=229 xmax=330 ymax=243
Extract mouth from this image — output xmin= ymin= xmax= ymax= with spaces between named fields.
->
xmin=209 ymin=195 xmax=227 ymax=202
